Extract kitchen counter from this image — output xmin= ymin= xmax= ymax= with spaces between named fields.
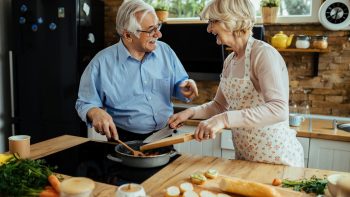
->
xmin=28 ymin=135 xmax=349 ymax=196
xmin=183 ymin=119 xmax=350 ymax=142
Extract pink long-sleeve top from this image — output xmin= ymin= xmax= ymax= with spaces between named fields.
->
xmin=191 ymin=39 xmax=290 ymax=128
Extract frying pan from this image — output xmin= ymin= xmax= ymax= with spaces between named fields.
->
xmin=106 ymin=140 xmax=177 ymax=168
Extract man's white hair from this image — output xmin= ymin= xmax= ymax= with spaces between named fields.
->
xmin=116 ymin=0 xmax=156 ymax=38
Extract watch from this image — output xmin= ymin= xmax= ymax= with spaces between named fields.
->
xmin=318 ymin=0 xmax=350 ymax=30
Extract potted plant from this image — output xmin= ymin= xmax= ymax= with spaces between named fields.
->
xmin=260 ymin=0 xmax=280 ymax=23
xmin=154 ymin=2 xmax=169 ymax=22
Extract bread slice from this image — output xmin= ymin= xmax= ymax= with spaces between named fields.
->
xmin=219 ymin=177 xmax=281 ymax=197
xmin=165 ymin=186 xmax=180 ymax=197
xmin=199 ymin=190 xmax=216 ymax=197
xmin=179 ymin=182 xmax=194 ymax=193
xmin=190 ymin=173 xmax=207 ymax=185
xmin=204 ymin=169 xmax=218 ymax=179
xmin=183 ymin=190 xmax=199 ymax=197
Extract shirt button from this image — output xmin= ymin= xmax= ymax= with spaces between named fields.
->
xmin=148 ymin=96 xmax=152 ymax=100
xmin=144 ymin=81 xmax=147 ymax=84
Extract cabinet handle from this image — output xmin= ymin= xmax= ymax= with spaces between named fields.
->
xmin=9 ymin=50 xmax=15 ymax=135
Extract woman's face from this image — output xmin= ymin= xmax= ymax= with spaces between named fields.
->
xmin=207 ymin=19 xmax=233 ymax=46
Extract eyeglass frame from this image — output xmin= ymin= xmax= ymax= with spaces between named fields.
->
xmin=136 ymin=23 xmax=162 ymax=37
xmin=208 ymin=19 xmax=220 ymax=27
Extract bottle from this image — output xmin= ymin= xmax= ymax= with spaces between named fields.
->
xmin=295 ymin=35 xmax=310 ymax=49
xmin=312 ymin=35 xmax=328 ymax=49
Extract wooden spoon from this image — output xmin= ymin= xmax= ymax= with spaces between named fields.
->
xmin=115 ymin=139 xmax=145 ymax=157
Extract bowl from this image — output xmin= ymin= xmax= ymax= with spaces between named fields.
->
xmin=327 ymin=174 xmax=350 ymax=197
xmin=116 ymin=183 xmax=146 ymax=197
xmin=60 ymin=177 xmax=95 ymax=197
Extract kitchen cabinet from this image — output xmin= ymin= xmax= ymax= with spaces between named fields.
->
xmin=308 ymin=138 xmax=350 ymax=172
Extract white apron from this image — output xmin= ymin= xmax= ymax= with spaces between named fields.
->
xmin=220 ymin=36 xmax=304 ymax=167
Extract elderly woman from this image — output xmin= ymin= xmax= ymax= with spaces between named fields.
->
xmin=168 ymin=0 xmax=304 ymax=167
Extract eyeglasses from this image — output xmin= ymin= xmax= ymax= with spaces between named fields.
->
xmin=208 ymin=19 xmax=220 ymax=27
xmin=136 ymin=23 xmax=162 ymax=37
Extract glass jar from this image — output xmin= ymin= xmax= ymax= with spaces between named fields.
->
xmin=295 ymin=35 xmax=310 ymax=49
xmin=312 ymin=35 xmax=328 ymax=49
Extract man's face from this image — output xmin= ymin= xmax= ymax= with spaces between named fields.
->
xmin=131 ymin=12 xmax=162 ymax=53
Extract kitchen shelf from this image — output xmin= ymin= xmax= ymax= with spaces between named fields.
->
xmin=277 ymin=48 xmax=330 ymax=77
xmin=225 ymin=48 xmax=330 ymax=76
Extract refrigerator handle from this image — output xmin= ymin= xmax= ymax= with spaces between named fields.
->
xmin=9 ymin=50 xmax=15 ymax=135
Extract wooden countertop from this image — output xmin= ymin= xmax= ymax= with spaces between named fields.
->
xmin=30 ymin=135 xmax=117 ymax=197
xmin=27 ymin=135 xmax=349 ymax=196
xmin=184 ymin=119 xmax=350 ymax=142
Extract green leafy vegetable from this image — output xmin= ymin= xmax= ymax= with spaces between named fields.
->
xmin=0 ymin=156 xmax=57 ymax=196
xmin=282 ymin=175 xmax=328 ymax=195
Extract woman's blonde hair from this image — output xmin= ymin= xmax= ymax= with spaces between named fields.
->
xmin=200 ymin=0 xmax=255 ymax=36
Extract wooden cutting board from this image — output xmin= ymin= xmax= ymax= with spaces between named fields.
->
xmin=140 ymin=132 xmax=195 ymax=151
xmin=161 ymin=174 xmax=310 ymax=197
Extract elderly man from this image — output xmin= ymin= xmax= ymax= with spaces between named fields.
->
xmin=76 ymin=0 xmax=198 ymax=142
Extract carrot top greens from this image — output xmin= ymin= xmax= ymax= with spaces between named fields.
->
xmin=0 ymin=156 xmax=56 ymax=196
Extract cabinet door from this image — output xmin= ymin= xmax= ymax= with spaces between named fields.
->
xmin=175 ymin=125 xmax=221 ymax=157
xmin=297 ymin=137 xmax=310 ymax=167
xmin=309 ymin=139 xmax=350 ymax=172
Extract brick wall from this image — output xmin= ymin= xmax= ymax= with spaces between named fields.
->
xmin=104 ymin=1 xmax=350 ymax=116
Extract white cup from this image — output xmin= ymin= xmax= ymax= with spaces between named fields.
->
xmin=289 ymin=114 xmax=305 ymax=127
xmin=116 ymin=183 xmax=146 ymax=197
xmin=8 ymin=135 xmax=31 ymax=159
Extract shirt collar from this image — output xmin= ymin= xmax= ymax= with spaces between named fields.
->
xmin=116 ymin=40 xmax=158 ymax=64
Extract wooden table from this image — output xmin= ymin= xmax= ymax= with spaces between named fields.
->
xmin=28 ymin=135 xmax=349 ymax=196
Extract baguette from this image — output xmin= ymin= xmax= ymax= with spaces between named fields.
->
xmin=182 ymin=190 xmax=199 ymax=197
xmin=219 ymin=177 xmax=281 ymax=197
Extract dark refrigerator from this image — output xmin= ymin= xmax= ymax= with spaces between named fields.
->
xmin=10 ymin=0 xmax=104 ymax=143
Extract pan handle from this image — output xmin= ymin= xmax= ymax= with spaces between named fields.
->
xmin=106 ymin=154 xmax=123 ymax=163
xmin=169 ymin=150 xmax=178 ymax=158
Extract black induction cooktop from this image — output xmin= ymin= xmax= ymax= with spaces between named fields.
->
xmin=40 ymin=141 xmax=180 ymax=186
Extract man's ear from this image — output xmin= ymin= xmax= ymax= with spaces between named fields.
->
xmin=122 ymin=31 xmax=132 ymax=41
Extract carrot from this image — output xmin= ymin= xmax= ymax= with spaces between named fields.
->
xmin=39 ymin=188 xmax=59 ymax=197
xmin=48 ymin=174 xmax=61 ymax=193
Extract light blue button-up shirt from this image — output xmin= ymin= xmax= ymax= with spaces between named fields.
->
xmin=76 ymin=40 xmax=189 ymax=133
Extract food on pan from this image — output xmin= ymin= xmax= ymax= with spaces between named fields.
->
xmin=190 ymin=173 xmax=207 ymax=185
xmin=199 ymin=190 xmax=216 ymax=197
xmin=165 ymin=186 xmax=180 ymax=197
xmin=204 ymin=169 xmax=218 ymax=179
xmin=182 ymin=190 xmax=199 ymax=197
xmin=219 ymin=177 xmax=281 ymax=197
xmin=179 ymin=182 xmax=194 ymax=193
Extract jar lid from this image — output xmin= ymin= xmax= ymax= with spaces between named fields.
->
xmin=296 ymin=35 xmax=310 ymax=40
xmin=313 ymin=35 xmax=328 ymax=40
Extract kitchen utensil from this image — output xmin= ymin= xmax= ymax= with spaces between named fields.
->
xmin=143 ymin=124 xmax=182 ymax=143
xmin=107 ymin=140 xmax=177 ymax=168
xmin=140 ymin=132 xmax=195 ymax=151
xmin=271 ymin=31 xmax=294 ymax=49
xmin=337 ymin=123 xmax=350 ymax=132
xmin=115 ymin=139 xmax=145 ymax=157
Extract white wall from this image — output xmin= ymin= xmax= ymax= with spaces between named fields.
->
xmin=0 ymin=0 xmax=12 ymax=152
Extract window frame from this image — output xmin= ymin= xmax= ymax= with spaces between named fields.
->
xmin=165 ymin=0 xmax=323 ymax=24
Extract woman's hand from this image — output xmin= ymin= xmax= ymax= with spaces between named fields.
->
xmin=194 ymin=113 xmax=227 ymax=141
xmin=179 ymin=79 xmax=199 ymax=100
xmin=168 ymin=108 xmax=195 ymax=128
xmin=87 ymin=107 xmax=118 ymax=140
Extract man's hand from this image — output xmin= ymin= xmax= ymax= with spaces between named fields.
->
xmin=87 ymin=107 xmax=118 ymax=140
xmin=179 ymin=79 xmax=198 ymax=100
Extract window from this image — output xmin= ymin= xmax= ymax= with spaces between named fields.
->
xmin=145 ymin=0 xmax=322 ymax=23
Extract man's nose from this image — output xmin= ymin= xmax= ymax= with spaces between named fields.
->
xmin=155 ymin=30 xmax=162 ymax=38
